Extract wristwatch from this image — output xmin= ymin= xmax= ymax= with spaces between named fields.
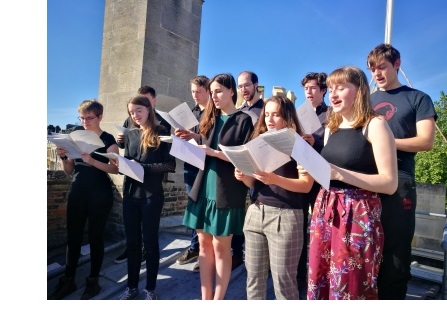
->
xmin=60 ymin=155 xmax=68 ymax=161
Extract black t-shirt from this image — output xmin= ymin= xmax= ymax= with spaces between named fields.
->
xmin=72 ymin=129 xmax=117 ymax=187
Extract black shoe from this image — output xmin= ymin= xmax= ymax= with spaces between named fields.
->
xmin=120 ymin=287 xmax=140 ymax=300
xmin=176 ymin=248 xmax=199 ymax=265
xmin=81 ymin=277 xmax=101 ymax=300
xmin=231 ymin=255 xmax=244 ymax=271
xmin=115 ymin=249 xmax=128 ymax=264
xmin=48 ymin=275 xmax=77 ymax=300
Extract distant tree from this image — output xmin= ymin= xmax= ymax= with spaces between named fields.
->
xmin=415 ymin=91 xmax=447 ymax=211
xmin=47 ymin=125 xmax=55 ymax=134
xmin=55 ymin=125 xmax=61 ymax=133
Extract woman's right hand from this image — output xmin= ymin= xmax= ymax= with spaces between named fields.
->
xmin=116 ymin=134 xmax=125 ymax=144
xmin=234 ymin=168 xmax=244 ymax=181
xmin=56 ymin=146 xmax=67 ymax=158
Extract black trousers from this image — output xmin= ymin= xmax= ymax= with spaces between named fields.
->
xmin=297 ymin=182 xmax=320 ymax=288
xmin=65 ymin=183 xmax=113 ymax=278
xmin=378 ymin=177 xmax=416 ymax=300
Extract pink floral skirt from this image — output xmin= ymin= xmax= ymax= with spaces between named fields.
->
xmin=307 ymin=187 xmax=384 ymax=300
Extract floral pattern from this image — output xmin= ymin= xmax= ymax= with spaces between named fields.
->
xmin=307 ymin=188 xmax=384 ymax=300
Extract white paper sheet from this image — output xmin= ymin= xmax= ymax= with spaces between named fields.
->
xmin=94 ymin=152 xmax=144 ymax=183
xmin=296 ymin=100 xmax=323 ymax=134
xmin=169 ymin=135 xmax=205 ymax=170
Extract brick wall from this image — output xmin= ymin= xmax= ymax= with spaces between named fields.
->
xmin=47 ymin=170 xmax=189 ymax=251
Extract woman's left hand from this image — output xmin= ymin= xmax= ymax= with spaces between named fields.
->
xmin=81 ymin=152 xmax=95 ymax=166
xmin=253 ymin=171 xmax=276 ymax=185
xmin=198 ymin=145 xmax=216 ymax=157
xmin=301 ymin=134 xmax=315 ymax=146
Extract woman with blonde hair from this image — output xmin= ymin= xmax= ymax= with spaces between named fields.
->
xmin=307 ymin=66 xmax=398 ymax=300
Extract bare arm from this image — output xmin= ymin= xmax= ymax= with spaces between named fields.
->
xmin=395 ymin=117 xmax=436 ymax=152
xmin=174 ymin=128 xmax=200 ymax=143
xmin=252 ymin=165 xmax=314 ymax=193
xmin=234 ymin=168 xmax=256 ymax=188
xmin=199 ymin=145 xmax=232 ymax=162
xmin=81 ymin=144 xmax=119 ymax=174
xmin=331 ymin=117 xmax=398 ymax=195
xmin=56 ymin=146 xmax=75 ymax=175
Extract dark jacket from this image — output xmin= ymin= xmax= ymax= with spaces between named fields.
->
xmin=189 ymin=111 xmax=254 ymax=209
xmin=123 ymin=128 xmax=176 ymax=198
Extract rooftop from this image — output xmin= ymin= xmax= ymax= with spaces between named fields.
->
xmin=47 ymin=216 xmax=445 ymax=302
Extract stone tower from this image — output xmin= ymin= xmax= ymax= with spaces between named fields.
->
xmin=97 ymin=0 xmax=204 ymax=185
xmin=98 ymin=0 xmax=204 ymax=135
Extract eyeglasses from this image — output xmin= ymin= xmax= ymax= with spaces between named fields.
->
xmin=237 ymin=83 xmax=253 ymax=90
xmin=78 ymin=116 xmax=97 ymax=122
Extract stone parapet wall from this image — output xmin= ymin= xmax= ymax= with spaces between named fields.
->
xmin=47 ymin=169 xmax=189 ymax=251
xmin=49 ymin=167 xmax=446 ymax=255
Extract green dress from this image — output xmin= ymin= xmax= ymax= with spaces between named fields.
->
xmin=183 ymin=115 xmax=245 ymax=236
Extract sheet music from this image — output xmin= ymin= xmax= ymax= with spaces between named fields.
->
xmin=259 ymin=128 xmax=296 ymax=155
xmin=219 ymin=137 xmax=290 ymax=177
xmin=47 ymin=130 xmax=104 ymax=159
xmin=170 ymin=135 xmax=205 ymax=170
xmin=47 ymin=136 xmax=83 ymax=158
xmin=296 ymin=100 xmax=322 ymax=134
xmin=258 ymin=128 xmax=330 ymax=190
xmin=156 ymin=102 xmax=199 ymax=130
xmin=218 ymin=144 xmax=259 ymax=176
xmin=290 ymin=132 xmax=330 ymax=190
xmin=94 ymin=152 xmax=144 ymax=183
xmin=114 ymin=124 xmax=129 ymax=135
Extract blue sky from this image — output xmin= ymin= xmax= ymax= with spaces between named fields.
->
xmin=47 ymin=0 xmax=447 ymax=127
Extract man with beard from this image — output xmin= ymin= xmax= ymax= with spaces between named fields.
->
xmin=231 ymin=71 xmax=265 ymax=271
xmin=237 ymin=71 xmax=264 ymax=125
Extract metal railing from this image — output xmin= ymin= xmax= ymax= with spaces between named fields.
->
xmin=47 ymin=142 xmax=62 ymax=170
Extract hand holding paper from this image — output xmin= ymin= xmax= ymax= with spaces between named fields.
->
xmin=260 ymin=128 xmax=330 ymax=190
xmin=94 ymin=152 xmax=144 ymax=183
xmin=47 ymin=130 xmax=105 ymax=159
xmin=169 ymin=135 xmax=205 ymax=170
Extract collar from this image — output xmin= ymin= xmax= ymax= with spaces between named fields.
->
xmin=315 ymin=102 xmax=328 ymax=115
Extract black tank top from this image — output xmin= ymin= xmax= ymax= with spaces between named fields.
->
xmin=321 ymin=126 xmax=377 ymax=189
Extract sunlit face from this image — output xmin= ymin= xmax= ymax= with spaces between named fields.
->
xmin=303 ymin=79 xmax=325 ymax=108
xmin=237 ymin=73 xmax=256 ymax=102
xmin=264 ymin=100 xmax=285 ymax=131
xmin=368 ymin=57 xmax=400 ymax=91
xmin=210 ymin=81 xmax=234 ymax=112
xmin=78 ymin=111 xmax=100 ymax=130
xmin=191 ymin=84 xmax=210 ymax=107
xmin=128 ymin=103 xmax=150 ymax=126
xmin=328 ymin=82 xmax=357 ymax=117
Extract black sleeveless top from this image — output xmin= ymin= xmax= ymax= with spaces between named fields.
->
xmin=321 ymin=126 xmax=377 ymax=189
xmin=253 ymin=159 xmax=307 ymax=209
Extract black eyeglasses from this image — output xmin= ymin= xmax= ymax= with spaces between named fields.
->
xmin=78 ymin=116 xmax=97 ymax=122
xmin=237 ymin=83 xmax=253 ymax=90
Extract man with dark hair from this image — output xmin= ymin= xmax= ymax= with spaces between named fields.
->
xmin=367 ymin=43 xmax=437 ymax=300
xmin=228 ymin=71 xmax=266 ymax=271
xmin=237 ymin=71 xmax=264 ymax=121
xmin=175 ymin=75 xmax=210 ymax=272
xmin=296 ymin=72 xmax=330 ymax=299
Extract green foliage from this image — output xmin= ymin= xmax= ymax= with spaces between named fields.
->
xmin=415 ymin=91 xmax=447 ymax=209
